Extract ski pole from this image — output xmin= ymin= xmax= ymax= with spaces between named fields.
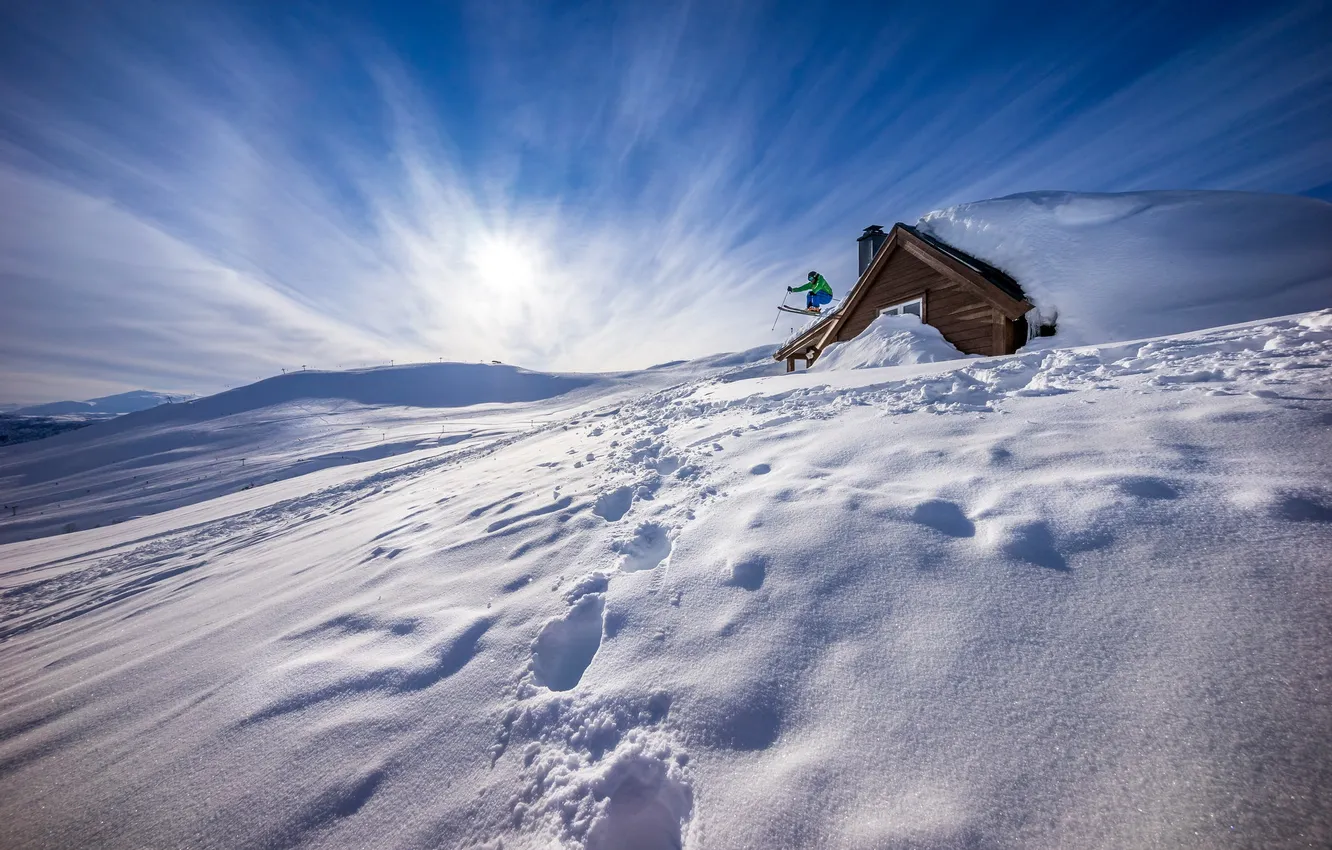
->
xmin=771 ymin=291 xmax=791 ymax=331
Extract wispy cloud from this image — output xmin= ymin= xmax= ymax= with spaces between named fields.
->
xmin=0 ymin=0 xmax=1328 ymax=402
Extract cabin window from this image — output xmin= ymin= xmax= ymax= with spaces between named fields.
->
xmin=879 ymin=297 xmax=924 ymax=321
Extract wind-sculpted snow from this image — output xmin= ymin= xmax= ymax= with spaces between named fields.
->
xmin=1 ymin=312 xmax=1331 ymax=848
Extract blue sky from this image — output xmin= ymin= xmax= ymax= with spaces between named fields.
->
xmin=1 ymin=0 xmax=1329 ymax=402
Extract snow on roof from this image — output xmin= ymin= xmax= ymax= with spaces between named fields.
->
xmin=917 ymin=190 xmax=1332 ymax=347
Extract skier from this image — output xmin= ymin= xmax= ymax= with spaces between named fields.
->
xmin=788 ymin=271 xmax=834 ymax=313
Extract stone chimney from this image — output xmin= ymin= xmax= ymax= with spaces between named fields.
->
xmin=857 ymin=225 xmax=888 ymax=277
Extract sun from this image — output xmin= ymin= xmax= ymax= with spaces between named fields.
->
xmin=471 ymin=237 xmax=537 ymax=293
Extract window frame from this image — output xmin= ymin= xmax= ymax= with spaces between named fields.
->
xmin=878 ymin=296 xmax=926 ymax=322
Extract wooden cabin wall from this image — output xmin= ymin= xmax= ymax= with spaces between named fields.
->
xmin=834 ymin=248 xmax=1013 ymax=356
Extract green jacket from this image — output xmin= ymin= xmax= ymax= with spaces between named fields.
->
xmin=791 ymin=273 xmax=833 ymax=296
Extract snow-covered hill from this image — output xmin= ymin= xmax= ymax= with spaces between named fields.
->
xmin=11 ymin=389 xmax=196 ymax=417
xmin=1 ymin=309 xmax=1330 ymax=848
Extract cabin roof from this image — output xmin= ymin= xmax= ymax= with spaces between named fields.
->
xmin=774 ymin=312 xmax=837 ymax=359
xmin=898 ymin=224 xmax=1024 ymax=303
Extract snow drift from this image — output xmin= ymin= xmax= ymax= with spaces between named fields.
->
xmin=812 ymin=312 xmax=969 ymax=371
xmin=918 ymin=190 xmax=1332 ymax=347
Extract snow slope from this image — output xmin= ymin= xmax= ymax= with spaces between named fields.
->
xmin=812 ymin=312 xmax=970 ymax=371
xmin=0 ymin=356 xmax=778 ymax=544
xmin=1 ymin=314 xmax=1331 ymax=848
xmin=918 ymin=190 xmax=1332 ymax=347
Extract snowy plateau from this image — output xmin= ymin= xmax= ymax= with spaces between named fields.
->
xmin=2 ymin=192 xmax=1332 ymax=849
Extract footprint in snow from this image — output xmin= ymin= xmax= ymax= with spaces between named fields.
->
xmin=585 ymin=760 xmax=693 ymax=850
xmin=593 ymin=485 xmax=635 ymax=522
xmin=749 ymin=463 xmax=771 ymax=475
xmin=910 ymin=499 xmax=975 ymax=538
xmin=996 ymin=520 xmax=1069 ymax=571
xmin=1116 ymin=476 xmax=1181 ymax=500
xmin=531 ymin=594 xmax=605 ymax=692
xmin=615 ymin=522 xmax=673 ymax=572
xmin=725 ymin=554 xmax=767 ymax=591
xmin=1271 ymin=492 xmax=1332 ymax=523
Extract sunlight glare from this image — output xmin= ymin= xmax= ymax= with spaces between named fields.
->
xmin=471 ymin=237 xmax=538 ymax=296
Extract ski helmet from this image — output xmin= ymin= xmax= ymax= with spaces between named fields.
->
xmin=808 ymin=270 xmax=818 ymax=281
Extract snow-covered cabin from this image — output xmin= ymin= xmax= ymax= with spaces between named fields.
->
xmin=775 ymin=224 xmax=1033 ymax=371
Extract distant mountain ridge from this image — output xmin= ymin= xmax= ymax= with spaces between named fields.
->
xmin=12 ymin=390 xmax=197 ymax=417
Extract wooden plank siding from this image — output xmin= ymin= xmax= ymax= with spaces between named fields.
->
xmin=833 ymin=249 xmax=1002 ymax=355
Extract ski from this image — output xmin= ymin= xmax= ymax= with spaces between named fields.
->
xmin=778 ymin=305 xmax=826 ymax=317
